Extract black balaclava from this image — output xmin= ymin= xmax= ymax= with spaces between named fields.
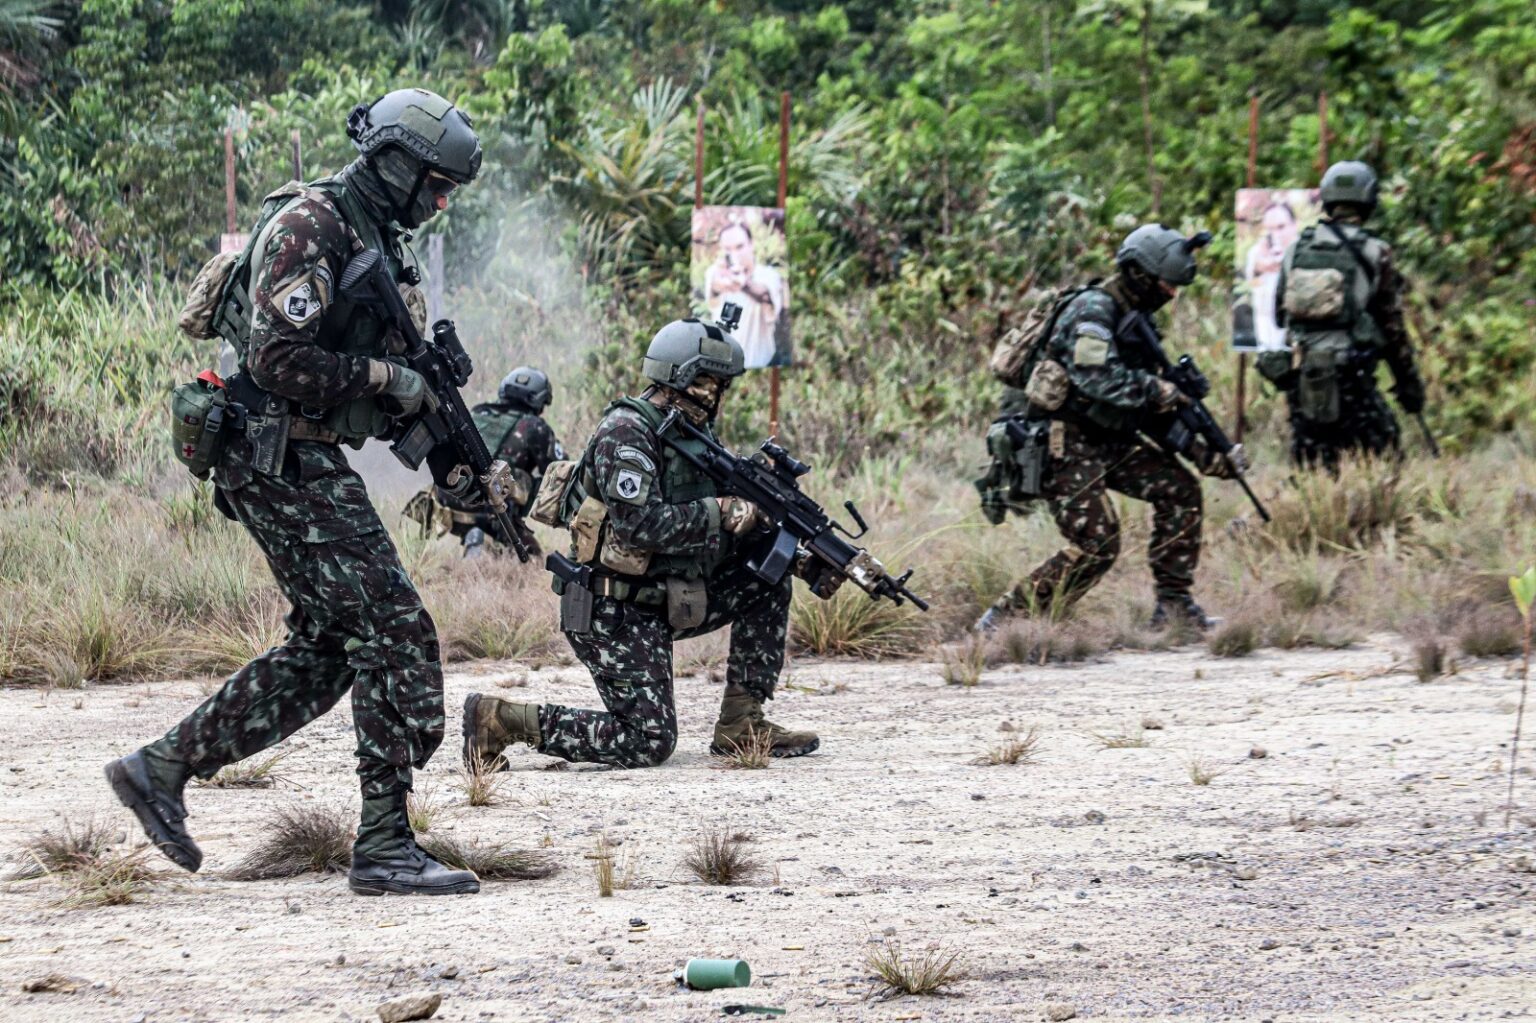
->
xmin=1119 ymin=263 xmax=1173 ymax=313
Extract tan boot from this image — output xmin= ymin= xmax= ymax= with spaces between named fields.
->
xmin=710 ymin=692 xmax=819 ymax=759
xmin=461 ymin=694 xmax=541 ymax=772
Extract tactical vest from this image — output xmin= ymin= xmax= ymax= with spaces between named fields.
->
xmin=581 ymin=396 xmax=728 ymax=581
xmin=1281 ymin=221 xmax=1385 ymax=423
xmin=471 ymin=404 xmax=530 ymax=466
xmin=212 ymin=178 xmax=411 ymax=444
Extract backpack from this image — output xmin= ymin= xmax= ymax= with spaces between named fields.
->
xmin=989 ymin=285 xmax=1089 ymax=385
xmin=1281 ymin=223 xmax=1384 ymax=424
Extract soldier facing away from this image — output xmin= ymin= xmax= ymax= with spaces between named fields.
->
xmin=1258 ymin=160 xmax=1426 ymax=470
xmin=462 ymin=317 xmax=840 ymax=770
xmin=106 ymin=89 xmax=483 ymax=895
xmin=975 ymin=225 xmax=1242 ymax=634
xmin=405 ymin=365 xmax=562 ymax=557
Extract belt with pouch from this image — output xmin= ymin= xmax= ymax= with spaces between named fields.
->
xmin=588 ymin=573 xmax=667 ymax=608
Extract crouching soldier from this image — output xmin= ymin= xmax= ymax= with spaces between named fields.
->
xmin=404 ymin=366 xmax=562 ymax=556
xmin=462 ymin=316 xmax=837 ymax=769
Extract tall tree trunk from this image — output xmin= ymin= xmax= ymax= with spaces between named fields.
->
xmin=1139 ymin=2 xmax=1162 ymax=215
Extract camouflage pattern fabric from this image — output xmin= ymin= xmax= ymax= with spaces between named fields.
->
xmin=143 ymin=165 xmax=439 ymax=803
xmin=997 ymin=423 xmax=1202 ymax=613
xmin=1038 ymin=277 xmax=1162 ymax=433
xmin=1287 ymin=374 xmax=1402 ymax=470
xmin=152 ymin=438 xmax=444 ymax=798
xmin=584 ymin=400 xmax=726 ymax=571
xmin=1275 ymin=216 xmax=1425 ymax=469
xmin=540 ymin=561 xmax=791 ymax=768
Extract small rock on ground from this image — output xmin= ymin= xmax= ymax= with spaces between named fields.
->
xmin=1045 ymin=1002 xmax=1076 ymax=1021
xmin=377 ymin=991 xmax=442 ymax=1023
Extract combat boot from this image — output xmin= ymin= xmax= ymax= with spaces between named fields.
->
xmin=461 ymin=693 xmax=541 ymax=772
xmin=105 ymin=747 xmax=203 ymax=872
xmin=349 ymin=790 xmax=480 ymax=896
xmin=711 ymin=691 xmax=819 ymax=759
xmin=1150 ymin=595 xmax=1221 ymax=632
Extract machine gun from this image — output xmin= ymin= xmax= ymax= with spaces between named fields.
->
xmin=1118 ymin=309 xmax=1272 ymax=523
xmin=656 ymin=411 xmax=930 ymax=611
xmin=339 ymin=249 xmax=531 ymax=562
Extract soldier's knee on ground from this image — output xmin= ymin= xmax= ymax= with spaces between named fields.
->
xmin=630 ymin=727 xmax=677 ymax=768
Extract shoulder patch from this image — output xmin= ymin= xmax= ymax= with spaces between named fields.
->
xmin=1075 ymin=321 xmax=1112 ymax=341
xmin=1073 ymin=328 xmax=1112 ymax=368
xmin=614 ymin=445 xmax=657 ymax=474
xmin=609 ymin=466 xmax=651 ymax=506
xmin=312 ymin=263 xmax=333 ymax=307
xmin=273 ymin=277 xmax=324 ymax=327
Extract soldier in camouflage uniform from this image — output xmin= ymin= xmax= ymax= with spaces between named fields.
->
xmin=461 ymin=318 xmax=840 ymax=770
xmin=405 ymin=365 xmax=562 ymax=557
xmin=1259 ymin=161 xmax=1425 ymax=471
xmin=976 ymin=225 xmax=1241 ymax=634
xmin=107 ymin=89 xmax=484 ymax=896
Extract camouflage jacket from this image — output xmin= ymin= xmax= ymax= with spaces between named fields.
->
xmin=473 ymin=404 xmax=562 ymax=477
xmin=580 ymin=396 xmax=729 ymax=577
xmin=239 ymin=180 xmax=414 ymax=411
xmin=1036 ymin=276 xmax=1162 ymax=434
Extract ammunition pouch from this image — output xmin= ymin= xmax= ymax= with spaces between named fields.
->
xmin=1255 ymin=349 xmax=1296 ymax=389
xmin=665 ymin=576 xmax=708 ymax=630
xmin=1023 ymin=358 xmax=1070 ymax=412
xmin=529 ymin=458 xmax=584 ymax=528
xmin=1296 ymin=345 xmax=1342 ymax=424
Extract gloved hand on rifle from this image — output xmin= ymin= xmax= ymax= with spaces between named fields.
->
xmin=1394 ymin=374 xmax=1426 ymax=415
xmin=718 ymin=496 xmax=770 ymax=535
xmin=1151 ymin=377 xmax=1190 ymax=412
xmin=1190 ymin=437 xmax=1248 ymax=480
xmin=795 ymin=549 xmax=846 ymax=600
xmin=370 ymin=359 xmax=439 ymax=417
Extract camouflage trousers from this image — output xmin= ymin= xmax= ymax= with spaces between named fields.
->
xmin=150 ymin=439 xmax=444 ymax=799
xmin=541 ymin=561 xmax=792 ymax=769
xmin=998 ymin=425 xmax=1202 ymax=613
xmin=1287 ymin=383 xmax=1401 ymax=472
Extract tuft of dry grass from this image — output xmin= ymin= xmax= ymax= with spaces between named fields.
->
xmin=1186 ymin=755 xmax=1232 ymax=786
xmin=972 ymin=725 xmax=1042 ymax=766
xmin=1208 ymin=618 xmax=1259 ymax=658
xmin=407 ymin=780 xmax=449 ymax=832
xmin=790 ymin=580 xmax=931 ymax=658
xmin=1089 ymin=728 xmax=1151 ymax=750
xmin=711 ymin=727 xmax=774 ymax=770
xmin=941 ymin=639 xmax=985 ymax=686
xmin=988 ymin=617 xmax=1104 ymax=666
xmin=10 ymin=817 xmax=119 ymax=880
xmin=865 ymin=941 xmax=966 ymax=999
xmin=417 ymin=833 xmax=557 ymax=881
xmin=683 ymin=826 xmax=760 ymax=886
xmin=55 ymin=847 xmax=166 ymax=908
xmin=460 ymin=753 xmax=507 ymax=807
xmin=196 ymin=751 xmax=288 ymax=789
xmin=427 ymin=559 xmax=560 ymax=662
xmin=591 ymin=832 xmax=636 ymax=896
xmin=224 ymin=805 xmax=353 ymax=881
xmin=1414 ymin=637 xmax=1447 ymax=682
xmin=1457 ymin=605 xmax=1523 ymax=658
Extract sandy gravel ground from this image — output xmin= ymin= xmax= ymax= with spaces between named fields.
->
xmin=1 ymin=636 xmax=1533 ymax=1023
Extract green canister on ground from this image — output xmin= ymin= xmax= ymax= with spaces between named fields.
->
xmin=679 ymin=958 xmax=751 ymax=990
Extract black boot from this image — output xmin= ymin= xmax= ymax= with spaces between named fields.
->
xmin=1150 ymin=595 xmax=1221 ymax=632
xmin=348 ymin=790 xmax=480 ymax=896
xmin=105 ymin=747 xmax=202 ymax=872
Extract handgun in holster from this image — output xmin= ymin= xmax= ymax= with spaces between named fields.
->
xmin=547 ymin=551 xmax=594 ymax=634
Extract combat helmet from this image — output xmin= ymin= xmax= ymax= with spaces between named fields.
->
xmin=1320 ymin=160 xmax=1379 ymax=218
xmin=642 ymin=318 xmax=745 ymax=391
xmin=346 ymin=88 xmax=481 ymax=227
xmin=1114 ymin=224 xmax=1211 ymax=310
xmin=499 ymin=366 xmax=552 ymax=412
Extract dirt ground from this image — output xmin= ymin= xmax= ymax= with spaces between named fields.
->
xmin=2 ymin=636 xmax=1533 ymax=1023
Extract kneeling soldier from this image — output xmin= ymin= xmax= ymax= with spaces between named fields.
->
xmin=463 ymin=316 xmax=831 ymax=769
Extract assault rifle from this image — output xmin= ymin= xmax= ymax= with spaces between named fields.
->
xmin=339 ymin=249 xmax=531 ymax=562
xmin=656 ymin=411 xmax=930 ymax=611
xmin=1118 ymin=310 xmax=1272 ymax=523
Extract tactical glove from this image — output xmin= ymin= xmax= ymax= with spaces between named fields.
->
xmin=718 ymin=496 xmax=767 ymax=535
xmin=1151 ymin=377 xmax=1188 ymax=412
xmin=372 ymin=360 xmax=439 ymax=417
xmin=795 ymin=550 xmax=846 ymax=600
